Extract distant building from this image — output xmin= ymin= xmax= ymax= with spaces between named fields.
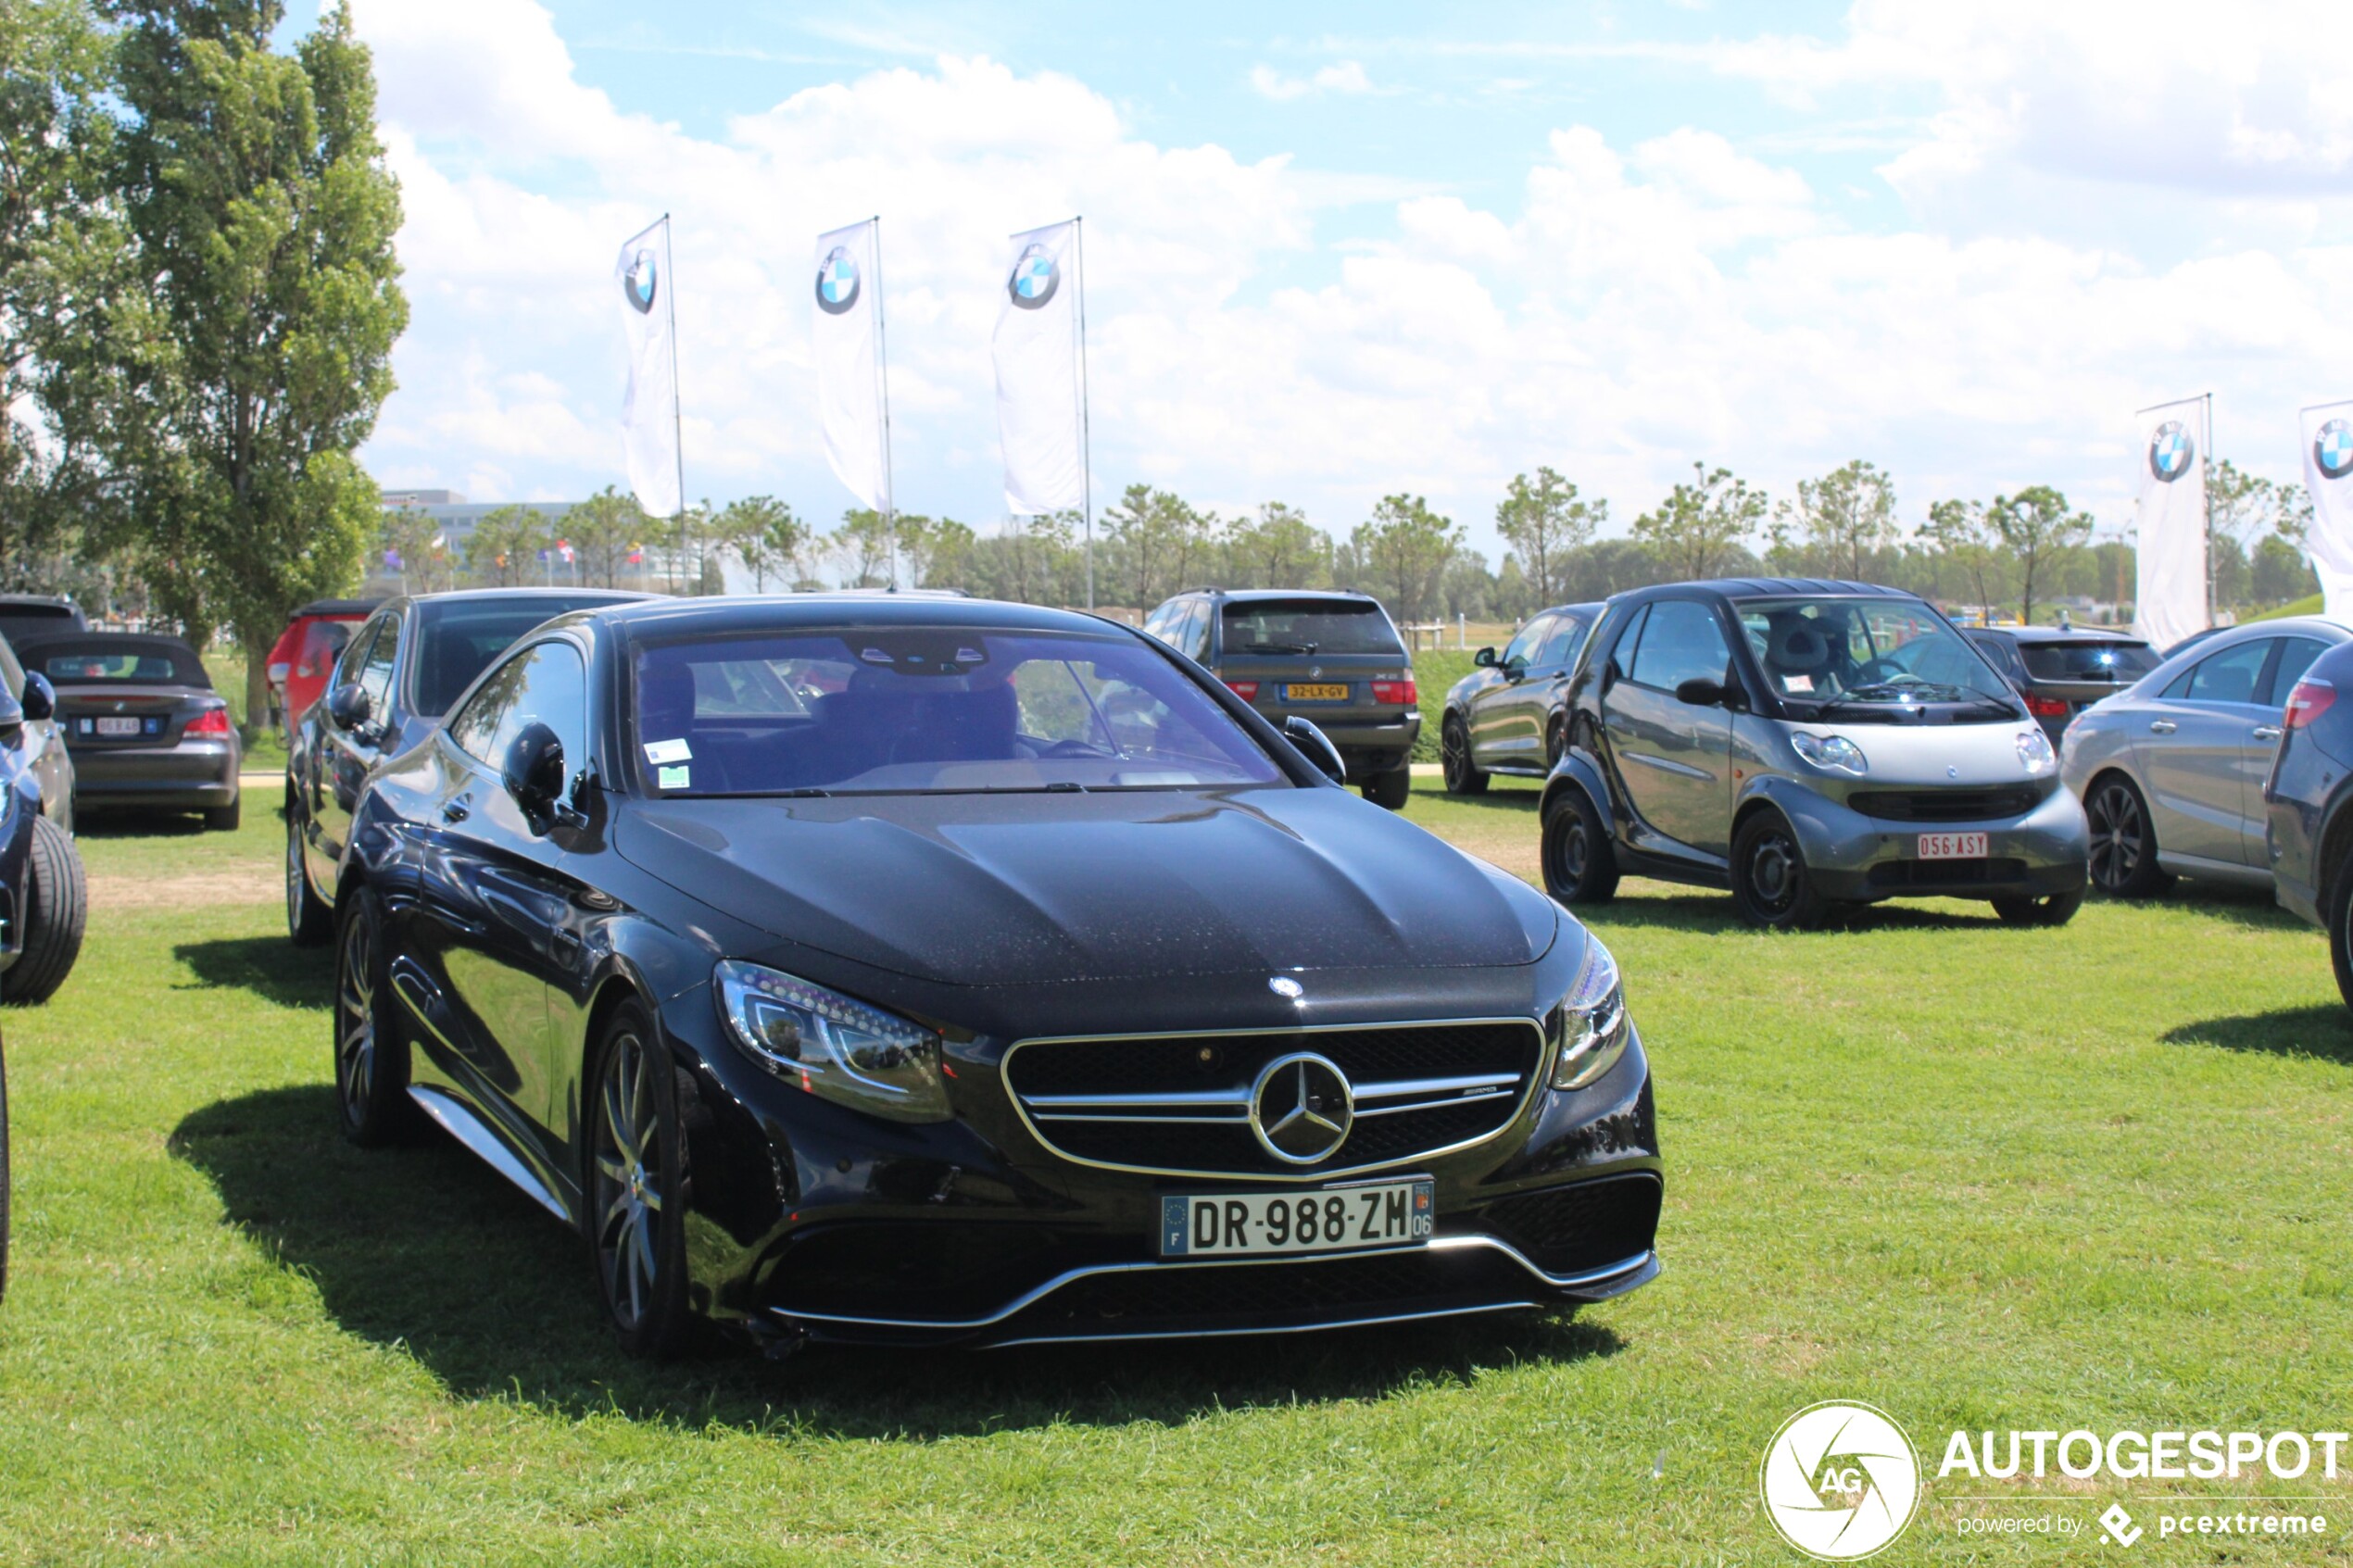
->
xmin=381 ymin=487 xmax=468 ymax=507
xmin=378 ymin=494 xmax=585 ymax=556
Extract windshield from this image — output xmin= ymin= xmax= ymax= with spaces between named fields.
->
xmin=1738 ymin=598 xmax=2016 ymax=715
xmin=632 ymin=627 xmax=1289 ymax=797
xmin=31 ymin=639 xmax=208 ymax=686
xmin=2020 ymin=639 xmax=2158 ymax=682
xmin=1219 ymin=599 xmax=1403 ymax=656
xmin=415 ymin=596 xmax=610 ymax=716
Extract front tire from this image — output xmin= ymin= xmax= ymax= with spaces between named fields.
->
xmin=1730 ymin=809 xmax=1832 ymax=930
xmin=6 ymin=815 xmax=85 ymax=1007
xmin=1364 ymin=766 xmax=1412 ymax=810
xmin=333 ymin=886 xmax=412 ymax=1147
xmin=1441 ymin=715 xmax=1488 ymax=795
xmin=2083 ymin=773 xmax=2171 ymax=897
xmin=286 ymin=803 xmax=333 ymax=947
xmin=1541 ymin=785 xmax=1620 ymax=905
xmin=590 ymin=1003 xmax=693 ymax=1358
xmin=1993 ymin=889 xmax=2083 ymax=926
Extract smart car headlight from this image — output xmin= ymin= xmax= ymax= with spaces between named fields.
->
xmin=1550 ymin=935 xmax=1631 ymax=1091
xmin=2016 ymin=727 xmax=2057 ymax=775
xmin=1791 ymin=732 xmax=1869 ymax=776
xmin=715 ymin=960 xmax=950 ymax=1124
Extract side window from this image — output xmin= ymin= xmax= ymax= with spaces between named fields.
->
xmin=334 ymin=620 xmax=381 ymax=690
xmin=1536 ymin=615 xmax=1586 ymax=669
xmin=448 ymin=641 xmax=589 ymax=789
xmin=356 ymin=615 xmax=400 ymax=715
xmin=2264 ymin=637 xmax=2331 ymax=706
xmin=1502 ymin=615 xmax=1554 ymax=668
xmin=1182 ymin=601 xmax=1212 ymax=662
xmin=1628 ymin=600 xmax=1732 ymax=693
xmin=1142 ymin=602 xmax=1178 ymax=644
xmin=2182 ymin=639 xmax=2273 ymax=706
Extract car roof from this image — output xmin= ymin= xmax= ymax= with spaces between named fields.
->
xmin=0 ymin=595 xmax=77 ymax=610
xmin=1532 ymin=601 xmax=1605 ymax=620
xmin=573 ymin=593 xmax=1128 ymax=641
xmin=1183 ymin=588 xmax=1378 ymax=604
xmin=1616 ymin=577 xmax=1924 ymax=606
xmin=407 ymin=586 xmax=656 ymax=609
xmin=1969 ymin=624 xmax=2151 ymax=645
xmin=289 ymin=596 xmax=383 ymax=620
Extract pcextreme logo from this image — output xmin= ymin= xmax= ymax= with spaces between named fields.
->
xmin=1761 ymin=1401 xmax=1923 ymax=1561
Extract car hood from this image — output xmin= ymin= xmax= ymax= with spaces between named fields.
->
xmin=615 ymin=785 xmax=1558 ymax=987
xmin=1779 ymin=718 xmax=2048 ymax=786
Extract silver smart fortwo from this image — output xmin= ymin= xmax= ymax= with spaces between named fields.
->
xmin=1539 ymin=579 xmax=2091 ymax=929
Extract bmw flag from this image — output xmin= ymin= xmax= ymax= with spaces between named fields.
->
xmin=993 ymin=220 xmax=1087 ymax=515
xmin=812 ymin=218 xmax=890 ymax=512
xmin=2132 ymin=395 xmax=2209 ymax=649
xmin=612 ymin=216 xmax=683 ymax=519
xmin=2300 ymin=399 xmax=2353 ymax=623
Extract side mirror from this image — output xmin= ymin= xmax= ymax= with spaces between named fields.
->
xmin=1281 ymin=715 xmax=1348 ymax=784
xmin=1675 ymin=676 xmax=1749 ymax=711
xmin=326 ymin=683 xmax=371 ymax=733
xmin=1473 ymin=646 xmax=1499 ymax=669
xmin=501 ymin=721 xmax=578 ymax=833
xmin=1503 ymin=657 xmax=1529 ymax=683
xmin=17 ymin=672 xmax=51 ymax=722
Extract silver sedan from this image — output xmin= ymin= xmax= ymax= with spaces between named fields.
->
xmin=2059 ymin=615 xmax=2347 ymax=896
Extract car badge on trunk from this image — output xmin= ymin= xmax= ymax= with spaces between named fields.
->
xmin=1309 ymin=666 xmax=1322 ymax=678
xmin=1267 ymin=975 xmax=1303 ymax=999
xmin=1948 ymin=765 xmax=1959 ymax=778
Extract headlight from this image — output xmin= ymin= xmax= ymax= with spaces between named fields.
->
xmin=2016 ymin=728 xmax=2056 ymax=775
xmin=1551 ymin=935 xmax=1631 ymax=1091
xmin=1791 ymin=732 xmax=1869 ymax=776
xmin=715 ymin=960 xmax=951 ymax=1124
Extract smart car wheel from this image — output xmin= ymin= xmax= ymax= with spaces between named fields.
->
xmin=286 ymin=801 xmax=333 ymax=947
xmin=2083 ymin=773 xmax=2171 ymax=897
xmin=590 ymin=1003 xmax=693 ymax=1359
xmin=1730 ymin=809 xmax=1831 ymax=930
xmin=1441 ymin=715 xmax=1487 ymax=795
xmin=1542 ymin=785 xmax=1619 ymax=904
xmin=1992 ymin=889 xmax=2083 ymax=927
xmin=333 ymin=886 xmax=412 ymax=1146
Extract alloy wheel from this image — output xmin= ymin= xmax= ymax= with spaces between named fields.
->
xmin=595 ymin=1031 xmax=664 ymax=1333
xmin=1441 ymin=721 xmax=1470 ymax=790
xmin=334 ymin=909 xmax=376 ymax=1126
xmin=1746 ymin=829 xmax=1801 ymax=915
xmin=2086 ymin=781 xmax=2145 ymax=891
xmin=286 ymin=826 xmax=307 ymax=932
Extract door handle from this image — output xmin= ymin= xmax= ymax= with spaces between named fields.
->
xmin=2148 ymin=720 xmax=2177 ymax=735
xmin=2252 ymin=725 xmax=2283 ymax=742
xmin=441 ymin=795 xmax=472 ymax=822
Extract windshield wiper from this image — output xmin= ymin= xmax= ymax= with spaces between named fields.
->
xmin=1241 ymin=642 xmax=1317 ymax=654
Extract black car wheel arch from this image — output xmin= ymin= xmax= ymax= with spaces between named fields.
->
xmin=1542 ymin=784 xmax=1619 ymax=905
xmin=1730 ymin=808 xmax=1833 ymax=930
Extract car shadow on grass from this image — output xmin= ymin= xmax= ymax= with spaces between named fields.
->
xmin=2160 ymin=1005 xmax=2353 ymax=1065
xmin=171 ymin=935 xmax=332 ymax=1012
xmin=169 ymin=1085 xmax=1625 ymax=1440
xmin=74 ymin=809 xmax=210 ymax=839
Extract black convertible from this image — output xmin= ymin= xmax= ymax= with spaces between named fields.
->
xmin=332 ymin=596 xmax=1661 ymax=1352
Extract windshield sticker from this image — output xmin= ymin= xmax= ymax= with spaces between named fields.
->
xmin=1783 ymin=673 xmax=1814 ymax=693
xmin=859 ymin=646 xmax=894 ymax=664
xmin=658 ymin=764 xmax=690 ymax=790
xmin=643 ymin=738 xmax=692 ymax=765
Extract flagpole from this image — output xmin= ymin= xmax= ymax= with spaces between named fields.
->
xmin=662 ymin=214 xmax=685 ymax=535
xmin=872 ymin=215 xmax=897 ymax=589
xmin=2204 ymin=391 xmax=2215 ymax=627
xmin=1076 ymin=215 xmax=1094 ymax=611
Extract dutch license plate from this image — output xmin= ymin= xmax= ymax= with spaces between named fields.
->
xmin=1159 ymin=1179 xmax=1433 ymax=1258
xmin=94 ymin=716 xmax=141 ymax=737
xmin=1917 ymin=831 xmax=1989 ymax=859
xmin=1283 ymin=683 xmax=1350 ymax=702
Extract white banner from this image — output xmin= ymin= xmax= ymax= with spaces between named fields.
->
xmin=613 ymin=218 xmax=682 ymax=519
xmin=2132 ymin=396 xmax=2208 ymax=649
xmin=993 ymin=220 xmax=1086 ymax=515
xmin=812 ymin=219 xmax=889 ymax=511
xmin=2299 ymin=400 xmax=2353 ymax=623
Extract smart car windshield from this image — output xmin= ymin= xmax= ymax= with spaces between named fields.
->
xmin=1738 ymin=597 xmax=2018 ymax=719
xmin=632 ymin=627 xmax=1289 ymax=796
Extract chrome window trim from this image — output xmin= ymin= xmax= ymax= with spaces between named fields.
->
xmin=1000 ymin=1015 xmax=1549 ymax=1182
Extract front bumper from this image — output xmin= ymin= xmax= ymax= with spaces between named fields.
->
xmin=68 ymin=742 xmax=241 ymax=809
xmin=1768 ymin=776 xmax=2090 ymax=903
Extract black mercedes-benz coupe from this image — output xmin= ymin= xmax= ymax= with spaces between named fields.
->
xmin=331 ymin=595 xmax=1660 ymax=1353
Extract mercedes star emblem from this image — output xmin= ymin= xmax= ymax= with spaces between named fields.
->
xmin=1249 ymin=1051 xmax=1354 ymax=1164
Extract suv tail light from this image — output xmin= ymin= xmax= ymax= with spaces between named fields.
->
xmin=2022 ymin=692 xmax=2070 ymax=719
xmin=2284 ymin=677 xmax=2336 ymax=731
xmin=1371 ymin=678 xmax=1417 ymax=706
xmin=1224 ymin=680 xmax=1260 ymax=701
xmin=184 ymin=706 xmax=233 ymax=737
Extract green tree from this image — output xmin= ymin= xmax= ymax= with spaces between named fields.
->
xmin=1922 ymin=499 xmax=2001 ymax=617
xmin=1495 ymin=467 xmax=1602 ymax=608
xmin=379 ymin=506 xmax=454 ymax=593
xmin=1353 ymin=494 xmax=1461 ymax=624
xmin=902 ymin=516 xmax=974 ymax=590
xmin=2253 ymin=533 xmax=2319 ymax=607
xmin=463 ymin=504 xmax=547 ymax=587
xmin=1787 ymin=459 xmax=1896 ymax=582
xmin=833 ymin=508 xmax=899 ymax=587
xmin=715 ymin=495 xmax=805 ymax=593
xmin=1632 ymin=463 xmax=1766 ymax=581
xmin=565 ymin=485 xmax=648 ymax=589
xmin=1103 ymin=484 xmax=1213 ymax=609
xmin=108 ymin=0 xmax=407 ymax=731
xmin=1986 ymin=485 xmax=2092 ymax=624
xmin=1227 ymin=502 xmax=1327 ymax=589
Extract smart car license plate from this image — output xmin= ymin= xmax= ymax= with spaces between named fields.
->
xmin=1283 ymin=683 xmax=1350 ymax=702
xmin=1917 ymin=831 xmax=1988 ymax=859
xmin=92 ymin=716 xmax=143 ymax=737
xmin=1159 ymin=1179 xmax=1433 ymax=1258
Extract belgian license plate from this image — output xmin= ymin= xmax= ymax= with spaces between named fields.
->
xmin=94 ymin=716 xmax=141 ymax=737
xmin=1283 ymin=683 xmax=1350 ymax=702
xmin=1917 ymin=831 xmax=1989 ymax=859
xmin=1159 ymin=1179 xmax=1433 ymax=1258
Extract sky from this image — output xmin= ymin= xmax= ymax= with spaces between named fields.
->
xmin=338 ymin=0 xmax=2353 ymax=563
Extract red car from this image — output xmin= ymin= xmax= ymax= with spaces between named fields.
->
xmin=265 ymin=598 xmax=379 ymax=731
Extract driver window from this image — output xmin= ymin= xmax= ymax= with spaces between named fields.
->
xmin=334 ymin=620 xmax=381 ymax=690
xmin=1627 ymin=601 xmax=1731 ymax=693
xmin=449 ymin=641 xmax=589 ymax=788
xmin=1535 ymin=615 xmax=1586 ymax=669
xmin=356 ymin=616 xmax=400 ymax=716
xmin=1502 ymin=615 xmax=1554 ymax=668
xmin=2181 ymin=639 xmax=2273 ymax=706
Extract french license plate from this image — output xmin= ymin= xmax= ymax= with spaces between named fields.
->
xmin=1159 ymin=1179 xmax=1433 ymax=1258
xmin=92 ymin=716 xmax=142 ymax=737
xmin=1283 ymin=683 xmax=1351 ymax=702
xmin=1917 ymin=831 xmax=1989 ymax=859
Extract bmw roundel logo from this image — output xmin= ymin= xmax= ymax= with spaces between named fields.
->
xmin=2317 ymin=418 xmax=2353 ymax=483
xmin=2149 ymin=420 xmax=2196 ymax=484
xmin=1007 ymin=243 xmax=1059 ymax=310
xmin=622 ymin=247 xmax=658 ymax=315
xmin=815 ymin=246 xmax=861 ymax=315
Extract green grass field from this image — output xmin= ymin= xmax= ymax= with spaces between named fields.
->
xmin=3 ymin=788 xmax=2350 ymax=1562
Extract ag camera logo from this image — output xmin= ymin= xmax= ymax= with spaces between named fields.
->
xmin=1761 ymin=1401 xmax=1922 ymax=1561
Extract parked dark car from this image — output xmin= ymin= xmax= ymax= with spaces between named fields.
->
xmin=0 ymin=660 xmax=86 ymax=1006
xmin=18 ymin=632 xmax=240 ymax=830
xmin=327 ymin=595 xmax=1660 ymax=1353
xmin=2259 ymin=637 xmax=2353 ymax=1007
xmin=1441 ymin=602 xmax=1604 ymax=792
xmin=0 ymin=596 xmax=87 ymax=651
xmin=1966 ymin=624 xmax=2161 ymax=746
xmin=265 ymin=596 xmax=380 ymax=733
xmin=1142 ymin=589 xmax=1421 ymax=809
xmin=1543 ymin=579 xmax=2089 ymax=929
xmin=0 ymin=634 xmax=75 ymax=834
xmin=286 ymin=588 xmax=652 ymax=944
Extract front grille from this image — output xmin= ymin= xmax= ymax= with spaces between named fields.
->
xmin=1466 ymin=1174 xmax=1663 ymax=1277
xmin=1004 ymin=1021 xmax=1545 ymax=1177
xmin=1867 ymin=857 xmax=2028 ymax=888
xmin=1026 ymin=1247 xmax=1544 ymax=1330
xmin=1848 ymin=784 xmax=2046 ymax=822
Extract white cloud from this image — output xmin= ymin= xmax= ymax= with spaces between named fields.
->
xmin=1250 ymin=60 xmax=1376 ymax=102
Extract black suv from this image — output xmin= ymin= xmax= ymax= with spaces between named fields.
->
xmin=1964 ymin=624 xmax=2160 ymax=746
xmin=1142 ymin=588 xmax=1420 ymax=808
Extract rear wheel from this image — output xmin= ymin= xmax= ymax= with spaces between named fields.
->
xmin=333 ymin=887 xmax=412 ymax=1147
xmin=203 ymin=796 xmax=240 ymax=833
xmin=1730 ymin=809 xmax=1832 ymax=930
xmin=1441 ymin=715 xmax=1488 ymax=795
xmin=6 ymin=815 xmax=85 ymax=1006
xmin=2083 ymin=773 xmax=2171 ymax=897
xmin=286 ymin=802 xmax=333 ymax=947
xmin=590 ymin=1003 xmax=693 ymax=1358
xmin=1992 ymin=889 xmax=2084 ymax=926
xmin=1541 ymin=785 xmax=1619 ymax=905
xmin=1364 ymin=766 xmax=1412 ymax=810
xmin=2326 ymin=851 xmax=2353 ymax=1013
